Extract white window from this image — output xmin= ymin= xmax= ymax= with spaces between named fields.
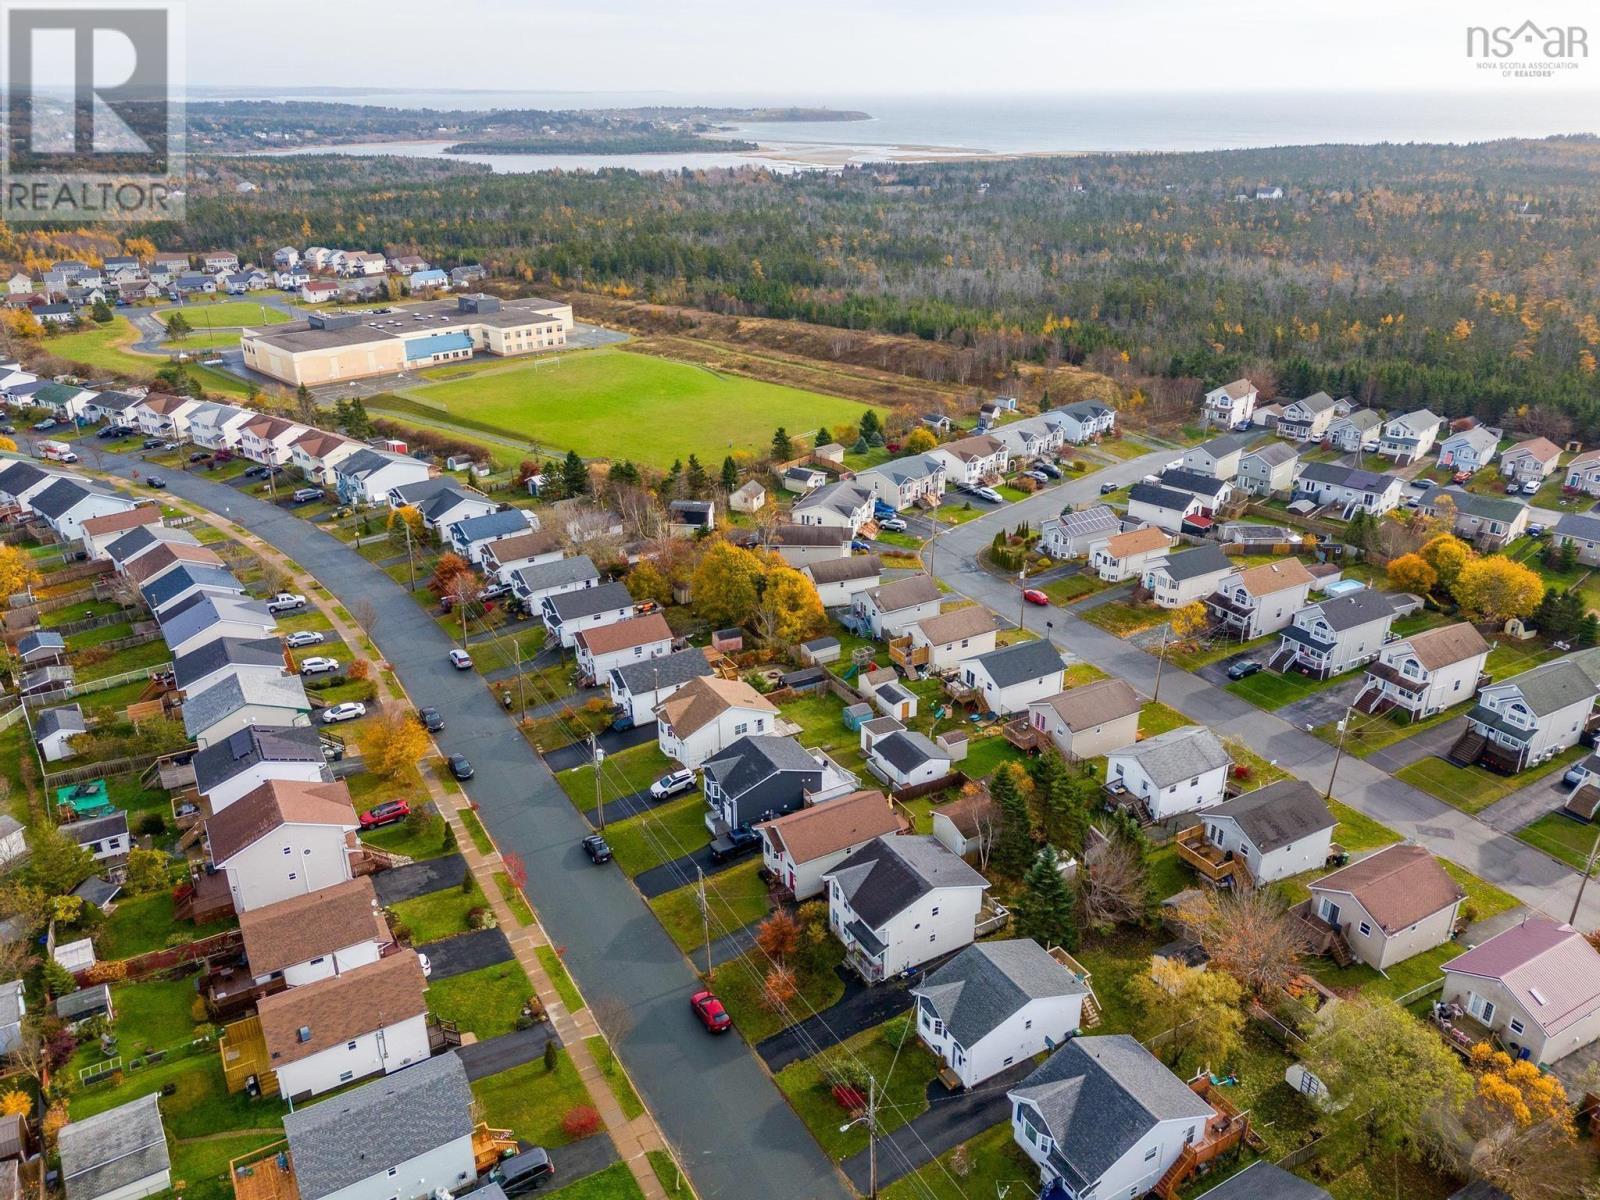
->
xmin=339 ymin=1071 xmax=354 ymax=1083
xmin=1144 ymin=1145 xmax=1159 ymax=1162
xmin=1358 ymin=922 xmax=1372 ymax=937
xmin=347 ymin=1040 xmax=358 ymax=1050
xmin=1509 ymin=1019 xmax=1525 ymax=1035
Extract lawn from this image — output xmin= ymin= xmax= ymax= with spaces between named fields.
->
xmin=361 ymin=808 xmax=454 ymax=862
xmin=773 ymin=1018 xmax=942 ymax=1159
xmin=1139 ymin=700 xmax=1192 ymax=738
xmin=557 ymin=743 xmax=675 ymax=810
xmin=389 ymin=876 xmax=490 ymax=943
xmin=112 ymin=978 xmax=202 ymax=1051
xmin=70 ymin=1052 xmax=277 ymax=1140
xmin=707 ymin=924 xmax=846 ymax=1043
xmin=165 ymin=301 xmax=291 ymax=327
xmin=603 ymin=794 xmax=710 ymax=877
xmin=470 ymin=1053 xmax=599 ymax=1149
xmin=648 ymin=859 xmax=771 ymax=951
xmin=545 ymin=1163 xmax=643 ymax=1200
xmin=170 ymin=1131 xmax=284 ymax=1200
xmin=1041 ymin=574 xmax=1107 ymax=605
xmin=460 ymin=808 xmax=496 ymax=855
xmin=1308 ymin=941 xmax=1463 ymax=1002
xmin=1396 ymin=743 xmax=1588 ymax=815
xmin=1441 ymin=860 xmax=1520 ymax=923
xmin=98 ymin=891 xmax=235 ymax=960
xmin=427 ymin=960 xmax=534 ymax=1038
xmin=1329 ymin=799 xmax=1402 ymax=853
xmin=72 ymin=638 xmax=172 ymax=681
xmin=1079 ymin=601 xmax=1170 ymax=637
xmin=495 ymin=872 xmax=536 ymax=924
xmin=536 ymin=945 xmax=586 ymax=1014
xmin=1226 ymin=667 xmax=1344 ymax=711
xmin=777 ymin=692 xmax=869 ymax=773
xmin=401 ymin=346 xmax=875 ymax=468
xmin=879 ymin=1121 xmax=1036 ymax=1200
xmin=1516 ymin=810 xmax=1598 ymax=870
xmin=586 ymin=1036 xmax=644 ymax=1121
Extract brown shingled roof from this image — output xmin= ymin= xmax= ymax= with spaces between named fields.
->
xmin=757 ymin=790 xmax=906 ymax=865
xmin=240 ymin=878 xmax=390 ymax=977
xmin=916 ymin=606 xmax=999 ymax=646
xmin=80 ymin=505 xmax=160 ymax=538
xmin=484 ymin=528 xmax=563 ymax=564
xmin=1402 ymin=622 xmax=1491 ymax=671
xmin=1102 ymin=527 xmax=1170 ymax=559
xmin=1236 ymin=557 xmax=1315 ymax=597
xmin=658 ymin=676 xmax=776 ymax=740
xmin=206 ymin=779 xmax=357 ymax=865
xmin=574 ymin=612 xmax=672 ymax=657
xmin=1033 ymin=679 xmax=1142 ymax=731
xmin=259 ymin=951 xmax=428 ymax=1066
xmin=123 ymin=541 xmax=224 ymax=584
xmin=1312 ymin=844 xmax=1464 ymax=933
xmin=934 ymin=783 xmax=994 ymax=840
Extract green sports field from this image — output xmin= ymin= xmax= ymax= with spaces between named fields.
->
xmin=43 ymin=318 xmax=259 ymax=399
xmin=163 ymin=300 xmax=290 ymax=327
xmin=399 ymin=347 xmax=875 ymax=467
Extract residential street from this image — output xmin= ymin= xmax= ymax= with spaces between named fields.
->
xmin=81 ymin=449 xmax=853 ymax=1200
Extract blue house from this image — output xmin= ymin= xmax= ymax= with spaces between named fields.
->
xmin=409 ymin=268 xmax=448 ymax=291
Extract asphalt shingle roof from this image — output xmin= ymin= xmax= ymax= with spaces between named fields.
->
xmin=826 ymin=835 xmax=986 ymax=928
xmin=873 ymin=730 xmax=949 ymax=774
xmin=1207 ymin=780 xmax=1333 ymax=853
xmin=702 ymin=735 xmax=819 ymax=801
xmin=173 ymin=635 xmax=285 ymax=691
xmin=914 ymin=940 xmax=1086 ymax=1048
xmin=1110 ymin=725 xmax=1231 ymax=788
xmin=1195 ymin=1161 xmax=1331 ymax=1199
xmin=159 ymin=594 xmax=274 ymax=652
xmin=971 ymin=638 xmax=1065 ymax=690
xmin=1129 ymin=482 xmax=1195 ymax=510
xmin=512 ymin=554 xmax=598 ymax=594
xmin=1153 ymin=543 xmax=1233 ymax=583
xmin=1157 ymin=468 xmax=1229 ymax=499
xmin=182 ymin=672 xmax=308 ymax=739
xmin=1308 ymin=588 xmax=1395 ymax=632
xmin=545 ymin=579 xmax=633 ymax=622
xmin=611 ymin=645 xmax=712 ymax=694
xmin=192 ymin=724 xmax=325 ymax=794
xmin=141 ymin=562 xmax=241 ymax=611
xmin=59 ymin=1094 xmax=168 ymax=1200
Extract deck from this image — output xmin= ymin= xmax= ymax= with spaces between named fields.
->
xmin=1289 ymin=900 xmax=1354 ymax=966
xmin=1001 ymin=716 xmax=1044 ymax=752
xmin=1173 ymin=826 xmax=1249 ymax=888
xmin=974 ymin=898 xmax=1010 ymax=937
xmin=888 ymin=636 xmax=929 ymax=672
xmin=1153 ymin=1077 xmax=1263 ymax=1198
xmin=1431 ymin=1002 xmax=1502 ymax=1057
xmin=230 ymin=1142 xmax=295 ymax=1200
xmin=219 ymin=1015 xmax=279 ymax=1096
xmin=1048 ymin=946 xmax=1101 ymax=1028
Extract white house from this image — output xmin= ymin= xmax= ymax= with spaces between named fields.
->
xmin=991 ymin=415 xmax=1065 ymax=462
xmin=930 ymin=785 xmax=993 ymax=860
xmin=1275 ymin=391 xmax=1339 ymax=443
xmin=1089 ymin=525 xmax=1172 ymax=582
xmin=1010 ymin=1035 xmax=1219 ymax=1200
xmin=66 ymin=812 xmax=128 ymax=863
xmin=1308 ymin=844 xmax=1464 ymax=971
xmin=386 ymin=478 xmax=497 ymax=533
xmin=446 ymin=508 xmax=535 ymax=566
xmin=792 ymin=480 xmax=875 ymax=533
xmin=1270 ymin=588 xmax=1395 ymax=679
xmin=1206 ymin=558 xmax=1317 ymax=640
xmin=1565 ymin=449 xmax=1600 ymax=497
xmin=509 ymin=554 xmax=599 ymax=611
xmin=904 ymin=606 xmax=1000 ymax=672
xmin=1461 ymin=649 xmax=1600 ymax=773
xmin=333 ymin=449 xmax=431 ymax=507
xmin=1236 ymin=442 xmax=1299 ymax=497
xmin=1180 ymin=431 xmax=1256 ymax=481
xmin=1203 ymin=379 xmax=1258 ymax=429
xmin=239 ymin=877 xmax=389 ymax=989
xmin=1198 ymin=780 xmax=1335 ymax=885
xmin=289 ymin=431 xmax=363 ymax=487
xmin=825 ymin=835 xmax=990 ymax=981
xmin=183 ymin=672 xmax=311 ymax=749
xmin=762 ymin=523 xmax=854 ymax=567
xmin=35 ymin=703 xmax=86 ymax=762
xmin=1039 ymin=505 xmax=1120 ymax=560
xmin=759 ymin=789 xmax=907 ymax=901
xmin=868 ymin=729 xmax=952 ymax=790
xmin=929 ymin=434 xmax=1009 ymax=486
xmin=1353 ymin=622 xmax=1490 ymax=721
xmin=1417 ymin=486 xmax=1529 ymax=550
xmin=1501 ymin=437 xmax=1561 ymax=485
xmin=1140 ymin=543 xmax=1234 ymax=608
xmin=1437 ymin=424 xmax=1501 ymax=473
xmin=258 ymin=950 xmax=429 ymax=1098
xmin=186 ymin=403 xmax=254 ymax=451
xmin=59 ymin=1094 xmax=170 ymax=1200
xmin=574 ymin=612 xmax=673 ymax=686
xmin=79 ymin=503 xmax=162 ymax=559
xmin=206 ymin=778 xmax=357 ymax=912
xmin=853 ymin=574 xmax=943 ymax=638
xmin=1326 ymin=408 xmax=1382 ymax=454
xmin=783 ymin=465 xmax=827 ymax=494
xmin=481 ymin=528 xmax=564 ymax=583
xmin=239 ymin=414 xmax=311 ymax=466
xmin=608 ymin=645 xmax=713 ymax=728
xmin=159 ymin=594 xmax=277 ymax=658
xmin=1377 ymin=409 xmax=1441 ymax=464
xmin=1127 ymin=482 xmax=1205 ymax=533
xmin=1293 ymin=462 xmax=1404 ymax=517
xmin=541 ymin=580 xmax=635 ymax=649
xmin=1156 ymin=469 xmax=1232 ymax=514
xmin=1026 ymin=679 xmax=1142 ymax=761
xmin=855 ymin=454 xmax=946 ymax=512
xmin=657 ymin=676 xmax=779 ymax=768
xmin=1045 ymin=399 xmax=1116 ymax=444
xmin=804 ymin=555 xmax=883 ymax=608
xmin=1106 ymin=725 xmax=1232 ymax=820
xmin=912 ymin=940 xmax=1088 ymax=1089
xmin=132 ymin=393 xmax=203 ymax=439
xmin=30 ymin=480 xmax=139 ymax=542
xmin=960 ymin=640 xmax=1066 ymax=716
xmin=281 ymin=1054 xmax=477 ymax=1200
xmin=192 ymin=725 xmax=331 ymax=814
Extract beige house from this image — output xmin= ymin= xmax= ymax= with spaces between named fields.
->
xmin=904 ymin=606 xmax=999 ymax=671
xmin=1308 ymin=844 xmax=1464 ymax=970
xmin=1500 ymin=437 xmax=1561 ymax=485
xmin=1024 ymin=679 xmax=1141 ymax=761
xmin=1206 ymin=557 xmax=1315 ymax=640
xmin=1089 ymin=526 xmax=1172 ymax=583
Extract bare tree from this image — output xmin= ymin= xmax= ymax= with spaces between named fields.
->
xmin=1175 ymin=887 xmax=1310 ymax=996
xmin=353 ymin=597 xmax=380 ymax=638
xmin=1077 ymin=837 xmax=1146 ymax=933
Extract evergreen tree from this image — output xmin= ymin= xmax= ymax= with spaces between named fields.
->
xmin=771 ymin=427 xmax=792 ymax=461
xmin=1039 ymin=387 xmax=1052 ymax=411
xmin=720 ymin=455 xmax=739 ymax=492
xmin=343 ymin=397 xmax=373 ymax=439
xmin=1582 ymin=613 xmax=1600 ymax=647
xmin=685 ymin=454 xmax=709 ymax=498
xmin=858 ymin=410 xmax=882 ymax=442
xmin=1029 ymin=752 xmax=1092 ymax=855
xmin=295 ymin=383 xmax=317 ymax=424
xmin=90 ymin=299 xmax=113 ymax=324
xmin=562 ymin=449 xmax=588 ymax=495
xmin=333 ymin=398 xmax=352 ymax=431
xmin=1560 ymin=538 xmax=1580 ymax=573
xmin=610 ymin=460 xmax=640 ymax=488
xmin=660 ymin=458 xmax=683 ymax=499
xmin=988 ymin=764 xmax=1036 ymax=880
xmin=815 ymin=426 xmax=831 ymax=449
xmin=1014 ymin=846 xmax=1078 ymax=950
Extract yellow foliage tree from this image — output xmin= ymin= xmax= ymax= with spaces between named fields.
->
xmin=690 ymin=539 xmax=765 ymax=627
xmin=626 ymin=560 xmax=672 ymax=608
xmin=1420 ymin=533 xmax=1474 ymax=589
xmin=358 ymin=711 xmax=430 ymax=782
xmin=1168 ymin=602 xmax=1209 ymax=645
xmin=903 ymin=427 xmax=938 ymax=454
xmin=0 ymin=544 xmax=42 ymax=599
xmin=386 ymin=504 xmax=426 ymax=549
xmin=0 ymin=437 xmax=14 ymax=454
xmin=1452 ymin=556 xmax=1544 ymax=625
xmin=756 ymin=563 xmax=826 ymax=646
xmin=1469 ymin=1046 xmax=1573 ymax=1132
xmin=0 ymin=1092 xmax=29 ymax=1118
xmin=1127 ymin=955 xmax=1246 ymax=1069
xmin=1386 ymin=552 xmax=1437 ymax=595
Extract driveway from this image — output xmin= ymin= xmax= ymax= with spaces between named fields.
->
xmin=1277 ymin=674 xmax=1365 ymax=733
xmin=1364 ymin=716 xmax=1467 ymax=776
xmin=452 ymin=1023 xmax=561 ymax=1081
xmin=542 ymin=721 xmax=658 ymax=771
xmin=634 ymin=842 xmax=745 ymax=900
xmin=419 ymin=927 xmax=515 ymax=980
xmin=75 ymin=447 xmax=851 ymax=1200
xmin=1478 ymin=769 xmax=1574 ymax=835
xmin=372 ymin=853 xmax=469 ymax=904
xmin=757 ymin=968 xmax=917 ymax=1071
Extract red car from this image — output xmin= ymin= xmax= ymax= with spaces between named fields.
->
xmin=690 ymin=990 xmax=731 ymax=1034
xmin=1022 ymin=588 xmax=1049 ymax=606
xmin=359 ymin=799 xmax=411 ymax=829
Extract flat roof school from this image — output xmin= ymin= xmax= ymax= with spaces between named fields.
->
xmin=240 ymin=293 xmax=573 ymax=386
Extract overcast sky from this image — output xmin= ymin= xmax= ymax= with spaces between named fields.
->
xmin=188 ymin=0 xmax=1600 ymax=96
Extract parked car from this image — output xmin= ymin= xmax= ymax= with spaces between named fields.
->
xmin=359 ymin=799 xmax=410 ymax=829
xmin=492 ymin=1149 xmax=554 ymax=1196
xmin=448 ymin=648 xmax=473 ymax=670
xmin=1022 ymin=588 xmax=1049 ymax=606
xmin=284 ymin=630 xmax=324 ymax=648
xmin=1022 ymin=470 xmax=1049 ymax=483
xmin=141 ymin=437 xmax=162 ymax=449
xmin=879 ymin=517 xmax=908 ymax=533
xmin=145 ymin=476 xmax=166 ymax=489
xmin=708 ymin=824 xmax=761 ymax=864
xmin=1523 ymin=479 xmax=1541 ymax=495
xmin=1034 ymin=461 xmax=1062 ymax=479
xmin=480 ymin=581 xmax=511 ymax=600
xmin=299 ymin=656 xmax=339 ymax=675
xmin=448 ymin=753 xmax=474 ymax=781
xmin=1563 ymin=764 xmax=1591 ymax=789
xmin=0 ymin=424 xmax=14 ymax=435
xmin=291 ymin=487 xmax=321 ymax=503
xmin=1227 ymin=659 xmax=1264 ymax=680
xmin=1099 ymin=481 xmax=1120 ymax=495
xmin=1451 ymin=470 xmax=1473 ymax=485
xmin=418 ymin=706 xmax=444 ymax=732
xmin=650 ymin=769 xmax=697 ymax=800
xmin=582 ymin=834 xmax=612 ymax=864
xmin=31 ymin=419 xmax=54 ymax=431
xmin=266 ymin=592 xmax=307 ymax=613
xmin=162 ymin=441 xmax=178 ymax=450
xmin=97 ymin=425 xmax=131 ymax=439
xmin=320 ymin=702 xmax=367 ymax=724
xmin=973 ymin=486 xmax=1004 ymax=503
xmin=244 ymin=464 xmax=267 ymax=478
xmin=418 ymin=952 xmax=431 ymax=979
xmin=1529 ymin=524 xmax=1547 ymax=537
xmin=850 ymin=539 xmax=872 ymax=552
xmin=690 ymin=990 xmax=732 ymax=1034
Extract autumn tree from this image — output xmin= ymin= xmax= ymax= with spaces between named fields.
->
xmin=387 ymin=504 xmax=425 ymax=549
xmin=0 ymin=436 xmax=15 ymax=454
xmin=986 ymin=763 xmax=1036 ymax=880
xmin=1168 ymin=602 xmax=1209 ymax=646
xmin=1452 ymin=556 xmax=1544 ymax=625
xmin=755 ymin=909 xmax=800 ymax=961
xmin=690 ymin=539 xmax=765 ymax=627
xmin=1174 ymin=887 xmax=1309 ymax=995
xmin=24 ymin=825 xmax=94 ymax=896
xmin=0 ymin=545 xmax=41 ymax=599
xmin=753 ymin=562 xmax=826 ymax=646
xmin=359 ymin=711 xmax=430 ymax=782
xmin=1420 ymin=533 xmax=1473 ymax=589
xmin=762 ymin=964 xmax=798 ymax=1012
xmin=429 ymin=551 xmax=473 ymax=595
xmin=123 ymin=847 xmax=170 ymax=895
xmin=626 ymin=560 xmax=673 ymax=608
xmin=1386 ymin=553 xmax=1437 ymax=595
xmin=903 ymin=427 xmax=938 ymax=453
xmin=1128 ymin=955 xmax=1246 ymax=1068
xmin=1013 ymin=846 xmax=1078 ymax=950
xmin=1077 ymin=836 xmax=1147 ymax=933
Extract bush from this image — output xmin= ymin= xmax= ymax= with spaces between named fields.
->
xmin=468 ymin=906 xmax=498 ymax=931
xmin=560 ymin=1105 xmax=601 ymax=1140
xmin=544 ymin=1039 xmax=558 ymax=1072
xmin=82 ymin=961 xmax=127 ymax=985
xmin=879 ymin=1015 xmax=912 ymax=1050
xmin=136 ymin=813 xmax=166 ymax=838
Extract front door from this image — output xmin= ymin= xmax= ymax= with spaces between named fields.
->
xmin=1320 ymin=899 xmax=1341 ymax=927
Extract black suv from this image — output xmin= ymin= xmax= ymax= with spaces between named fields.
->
xmin=582 ymin=834 xmax=612 ymax=864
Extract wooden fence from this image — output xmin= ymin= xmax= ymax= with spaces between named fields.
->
xmin=96 ymin=929 xmax=242 ymax=983
xmin=49 ymin=606 xmax=143 ymax=637
xmin=886 ymin=770 xmax=970 ymax=805
xmin=43 ymin=747 xmax=175 ymax=789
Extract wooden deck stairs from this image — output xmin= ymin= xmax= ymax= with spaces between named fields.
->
xmin=1448 ymin=728 xmax=1486 ymax=767
xmin=1048 ymin=947 xmax=1101 ymax=1028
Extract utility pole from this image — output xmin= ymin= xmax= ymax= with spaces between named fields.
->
xmin=403 ymin=520 xmax=416 ymax=592
xmin=1324 ymin=703 xmax=1354 ymax=801
xmin=839 ymin=1079 xmax=879 ymax=1199
xmin=1572 ymin=826 xmax=1600 ymax=924
xmin=1151 ymin=624 xmax=1170 ymax=703
xmin=592 ymin=736 xmax=606 ymax=830
xmin=698 ymin=864 xmax=711 ymax=976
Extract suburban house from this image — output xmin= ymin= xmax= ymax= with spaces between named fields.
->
xmin=206 ymin=778 xmax=358 ymax=911
xmin=1417 ymin=486 xmax=1529 ymax=549
xmin=804 ymin=555 xmax=884 ymax=608
xmin=1441 ymin=917 xmax=1600 ymax=1067
xmin=65 ymin=812 xmax=129 ymax=863
xmin=657 ymin=676 xmax=779 ymax=768
xmin=855 ymin=453 xmax=946 ymax=512
xmin=667 ymin=499 xmax=716 ymax=537
xmin=1565 ymin=448 xmax=1600 ymax=497
xmin=1106 ymin=725 xmax=1232 ymax=820
xmin=289 ymin=431 xmax=362 ymax=487
xmin=1271 ymin=588 xmax=1396 ymax=679
xmin=446 ymin=508 xmax=535 ymax=566
xmin=992 ymin=415 xmax=1066 ymax=462
xmin=867 ymin=729 xmax=953 ymax=789
xmin=1207 ymin=558 xmax=1317 ymax=639
xmin=762 ymin=523 xmax=854 ymax=567
xmin=192 ymin=725 xmax=331 ymax=813
xmin=123 ymin=541 xmax=225 ymax=588
xmin=1236 ymin=442 xmax=1299 ymax=497
xmin=1276 ymin=391 xmax=1339 ymax=443
xmin=1157 ymin=468 xmax=1233 ymax=513
xmin=182 ymin=672 xmax=312 ymax=749
xmin=58 ymin=1094 xmax=170 ymax=1200
xmin=783 ymin=465 xmax=827 ymax=494
xmin=574 ymin=612 xmax=673 ymax=686
xmin=1009 ymin=1035 xmax=1220 ymax=1200
xmin=1308 ymin=844 xmax=1464 ymax=970
xmin=1127 ymin=482 xmax=1205 ymax=533
xmin=1089 ymin=525 xmax=1173 ymax=582
xmin=929 ymin=434 xmax=1009 ymax=486
xmin=1326 ymin=408 xmax=1383 ymax=454
xmin=1196 ymin=780 xmax=1335 ymax=885
xmin=1025 ymin=679 xmax=1142 ymax=761
xmin=333 ymin=449 xmax=432 ymax=507
xmin=1180 ymin=431 xmax=1257 ymax=481
xmin=1500 ymin=437 xmax=1561 ymax=485
xmin=159 ymin=594 xmax=277 ymax=658
xmin=931 ymin=784 xmax=993 ymax=860
xmin=1039 ymin=504 xmax=1121 ymax=559
xmin=609 ymin=645 xmax=713 ymax=728
xmin=141 ymin=562 xmax=245 ymax=617
xmin=1437 ymin=424 xmax=1501 ymax=472
xmin=1378 ymin=409 xmax=1442 ymax=464
xmin=758 ymin=789 xmax=907 ymax=901
xmin=132 ymin=392 xmax=203 ymax=439
xmin=279 ymin=1054 xmax=477 ymax=1200
xmin=239 ymin=877 xmax=390 ymax=989
xmin=792 ymin=480 xmax=876 ymax=533
xmin=1197 ymin=1164 xmax=1331 ymax=1200
xmin=1293 ymin=462 xmax=1404 ymax=517
xmin=481 ymin=528 xmax=564 ymax=583
xmin=541 ymin=580 xmax=636 ymax=648
xmin=961 ymin=640 xmax=1067 ymax=715
xmin=386 ymin=477 xmax=497 ymax=532
xmin=1460 ymin=649 xmax=1600 ymax=773
xmin=854 ymin=575 xmax=943 ymax=638
xmin=258 ymin=950 xmax=430 ymax=1098
xmin=36 ymin=703 xmax=85 ymax=762
xmin=1045 ymin=399 xmax=1117 ymax=444
xmin=105 ymin=523 xmax=203 ymax=573
xmin=239 ymin=415 xmax=311 ymax=466
xmin=824 ymin=834 xmax=991 ymax=981
xmin=30 ymin=480 xmax=139 ymax=542
xmin=1204 ymin=379 xmax=1258 ymax=428
xmin=510 ymin=554 xmax=599 ymax=611
xmin=702 ymin=734 xmax=858 ymax=832
xmin=912 ymin=940 xmax=1089 ymax=1089
xmin=903 ymin=606 xmax=1000 ymax=672
xmin=17 ymin=630 xmax=66 ymax=667
xmin=1141 ymin=543 xmax=1235 ymax=608
xmin=78 ymin=504 xmax=161 ymax=558
xmin=1354 ymin=622 xmax=1491 ymax=720
xmin=187 ymin=403 xmax=255 ymax=452
xmin=1551 ymin=511 xmax=1600 ymax=567
xmin=729 ymin=480 xmax=768 ymax=513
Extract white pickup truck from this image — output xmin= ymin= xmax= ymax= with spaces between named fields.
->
xmin=266 ymin=592 xmax=308 ymax=613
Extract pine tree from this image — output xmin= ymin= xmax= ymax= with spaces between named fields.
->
xmin=344 ymin=397 xmax=373 ymax=440
xmin=685 ymin=454 xmax=709 ymax=498
xmin=1029 ymin=752 xmax=1091 ymax=855
xmin=859 ymin=410 xmax=882 ymax=441
xmin=1039 ymin=387 xmax=1052 ymax=411
xmin=661 ymin=458 xmax=683 ymax=499
xmin=988 ymin=764 xmax=1036 ymax=880
xmin=1560 ymin=538 xmax=1580 ymax=573
xmin=1014 ymin=846 xmax=1078 ymax=950
xmin=562 ymin=449 xmax=588 ymax=496
xmin=333 ymin=398 xmax=353 ymax=432
xmin=610 ymin=460 xmax=640 ymax=488
xmin=771 ymin=427 xmax=792 ymax=461
xmin=720 ymin=456 xmax=739 ymax=492
xmin=295 ymin=383 xmax=317 ymax=424
xmin=814 ymin=426 xmax=831 ymax=450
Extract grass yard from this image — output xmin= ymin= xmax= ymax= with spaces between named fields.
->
xmin=1516 ymin=810 xmax=1598 ymax=870
xmin=360 ymin=808 xmax=455 ymax=863
xmin=649 ymin=859 xmax=771 ymax=951
xmin=1226 ymin=667 xmax=1345 ymax=710
xmin=1327 ymin=699 xmax=1469 ymax=759
xmin=1061 ymin=661 xmax=1111 ymax=687
xmin=470 ymin=1053 xmax=599 ymax=1149
xmin=707 ymin=927 xmax=846 ymax=1043
xmin=98 ymin=891 xmax=235 ymax=960
xmin=389 ymin=876 xmax=489 ymax=943
xmin=495 ymin=872 xmax=536 ymax=924
xmin=1139 ymin=700 xmax=1192 ymax=738
xmin=586 ymin=1036 xmax=644 ymax=1121
xmin=1329 ymin=799 xmax=1403 ymax=853
xmin=166 ymin=301 xmax=291 ymax=326
xmin=170 ymin=1132 xmax=283 ymax=1200
xmin=880 ymin=1122 xmax=1035 ymax=1200
xmin=957 ymin=731 xmax=1030 ymax=782
xmin=545 ymin=1163 xmax=643 ymax=1200
xmin=460 ymin=807 xmax=496 ymax=855
xmin=402 ymin=347 xmax=874 ymax=468
xmin=777 ymin=692 xmax=869 ymax=773
xmin=1079 ymin=601 xmax=1170 ymax=637
xmin=112 ymin=978 xmax=202 ymax=1050
xmin=70 ymin=1052 xmax=278 ymax=1140
xmin=536 ymin=945 xmax=586 ymax=1014
xmin=1441 ymin=860 xmax=1520 ymax=923
xmin=603 ymin=794 xmax=711 ymax=877
xmin=1308 ymin=941 xmax=1462 ymax=1002
xmin=1041 ymin=573 xmax=1108 ymax=605
xmin=73 ymin=638 xmax=172 ymax=681
xmin=1396 ymin=743 xmax=1588 ymax=815
xmin=1071 ymin=927 xmax=1166 ymax=1036
xmin=557 ymin=743 xmax=675 ymax=810
xmin=427 ymin=960 xmax=534 ymax=1038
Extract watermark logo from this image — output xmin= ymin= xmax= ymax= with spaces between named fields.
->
xmin=1467 ymin=19 xmax=1589 ymax=79
xmin=1 ymin=2 xmax=184 ymax=221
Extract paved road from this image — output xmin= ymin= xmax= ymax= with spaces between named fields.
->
xmin=924 ymin=448 xmax=1600 ymax=929
xmin=85 ymin=450 xmax=852 ymax=1200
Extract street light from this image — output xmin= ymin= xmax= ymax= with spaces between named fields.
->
xmin=838 ymin=1077 xmax=879 ymax=1199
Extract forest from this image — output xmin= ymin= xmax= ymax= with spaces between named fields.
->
xmin=147 ymin=134 xmax=1600 ymax=436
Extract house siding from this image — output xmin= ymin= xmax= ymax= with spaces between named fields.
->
xmin=1311 ymin=890 xmax=1460 ymax=970
xmin=219 ymin=822 xmax=352 ymax=912
xmin=273 ymin=1013 xmax=431 ymax=1099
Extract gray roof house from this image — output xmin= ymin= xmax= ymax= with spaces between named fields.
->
xmin=446 ymin=508 xmax=532 ymax=560
xmin=544 ymin=579 xmax=633 ymax=625
xmin=509 ymin=554 xmax=599 ymax=604
xmin=192 ymin=724 xmax=328 ymax=799
xmin=1326 ymin=407 xmax=1383 ymax=453
xmin=159 ymin=594 xmax=275 ymax=655
xmin=1553 ymin=511 xmax=1600 ymax=566
xmin=1274 ymin=587 xmax=1396 ymax=678
xmin=140 ymin=562 xmax=242 ymax=615
xmin=1465 ymin=649 xmax=1600 ymax=773
xmin=1040 ymin=504 xmax=1121 ymax=559
xmin=702 ymin=734 xmax=851 ymax=832
xmin=1417 ymin=485 xmax=1529 ymax=549
xmin=962 ymin=639 xmax=1067 ymax=715
xmin=1199 ymin=780 xmax=1336 ymax=884
xmin=58 ymin=1093 xmax=170 ymax=1200
xmin=283 ymin=1055 xmax=476 ymax=1200
xmin=869 ymin=729 xmax=952 ymax=788
xmin=1140 ymin=542 xmax=1235 ymax=608
xmin=1196 ymin=1162 xmax=1331 ymax=1200
xmin=16 ymin=630 xmax=66 ymax=664
xmin=609 ymin=644 xmax=713 ymax=709
xmin=181 ymin=672 xmax=310 ymax=745
xmin=173 ymin=635 xmax=286 ymax=693
xmin=1107 ymin=725 xmax=1233 ymax=820
xmin=1236 ymin=441 xmax=1299 ymax=497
